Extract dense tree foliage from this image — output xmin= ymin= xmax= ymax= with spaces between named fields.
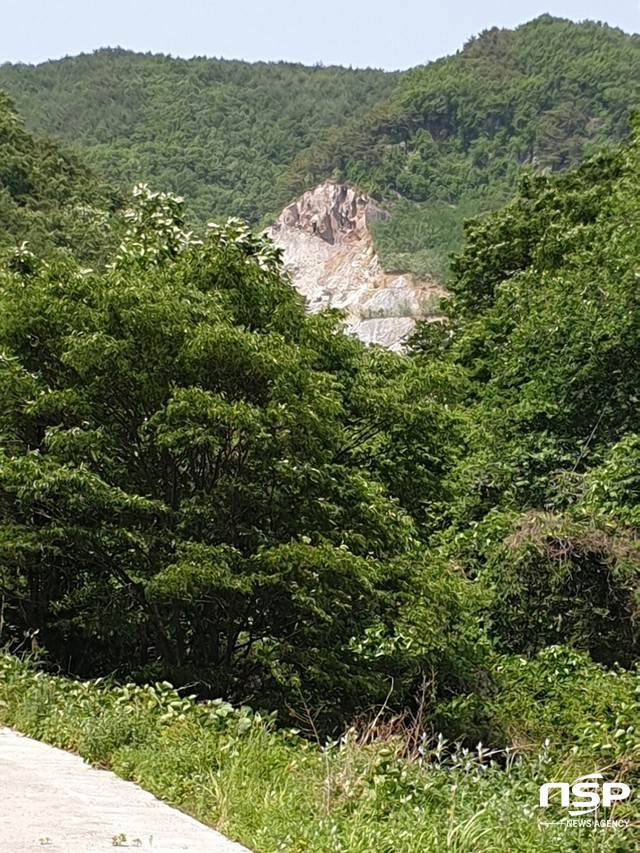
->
xmin=0 ymin=94 xmax=122 ymax=262
xmin=0 ymin=17 xmax=637 ymax=281
xmin=0 ymin=68 xmax=639 ymax=811
xmin=411 ymin=117 xmax=640 ymax=677
xmin=289 ymin=15 xmax=640 ymax=277
xmin=0 ymin=50 xmax=395 ymax=225
xmin=0 ymin=185 xmax=473 ymax=729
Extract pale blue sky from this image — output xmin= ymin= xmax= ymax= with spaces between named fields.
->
xmin=3 ymin=0 xmax=639 ymax=70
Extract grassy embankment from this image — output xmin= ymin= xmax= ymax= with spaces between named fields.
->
xmin=1 ymin=654 xmax=637 ymax=852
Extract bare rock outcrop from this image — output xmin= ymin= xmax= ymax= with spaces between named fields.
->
xmin=267 ymin=181 xmax=443 ymax=351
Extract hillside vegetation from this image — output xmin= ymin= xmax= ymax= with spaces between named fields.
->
xmin=0 ymin=34 xmax=639 ymax=853
xmin=0 ymin=94 xmax=122 ymax=262
xmin=289 ymin=15 xmax=640 ymax=277
xmin=0 ymin=16 xmax=638 ymax=278
xmin=0 ymin=112 xmax=639 ymax=849
xmin=0 ymin=49 xmax=394 ymax=225
xmin=1 ymin=653 xmax=637 ymax=852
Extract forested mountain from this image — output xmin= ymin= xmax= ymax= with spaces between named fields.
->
xmin=1 ymin=21 xmax=640 ymax=846
xmin=0 ymin=50 xmax=394 ymax=225
xmin=295 ymin=14 xmax=640 ymax=278
xmin=0 ymin=93 xmax=122 ymax=262
xmin=1 ymin=116 xmax=640 ymax=850
xmin=0 ymin=15 xmax=637 ymax=279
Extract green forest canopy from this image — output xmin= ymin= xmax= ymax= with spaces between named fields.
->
xmin=0 ymin=15 xmax=638 ymax=279
xmin=0 ymin=59 xmax=639 ymax=848
xmin=295 ymin=14 xmax=640 ymax=278
xmin=0 ymin=93 xmax=122 ymax=263
xmin=0 ymin=99 xmax=639 ymax=736
xmin=0 ymin=49 xmax=395 ymax=225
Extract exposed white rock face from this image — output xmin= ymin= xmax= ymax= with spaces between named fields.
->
xmin=267 ymin=181 xmax=444 ymax=351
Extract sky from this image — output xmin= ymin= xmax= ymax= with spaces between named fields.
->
xmin=1 ymin=1 xmax=639 ymax=70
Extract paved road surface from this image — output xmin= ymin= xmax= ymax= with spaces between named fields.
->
xmin=0 ymin=727 xmax=251 ymax=852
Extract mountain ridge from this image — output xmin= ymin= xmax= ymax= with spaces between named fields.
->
xmin=0 ymin=15 xmax=637 ymax=280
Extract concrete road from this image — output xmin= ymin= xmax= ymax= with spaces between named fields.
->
xmin=0 ymin=727 xmax=251 ymax=852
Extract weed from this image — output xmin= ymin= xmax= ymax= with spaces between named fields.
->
xmin=1 ymin=655 xmax=637 ymax=853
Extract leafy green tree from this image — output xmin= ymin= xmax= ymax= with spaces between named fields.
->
xmin=416 ymin=120 xmax=640 ymax=669
xmin=289 ymin=16 xmax=640 ymax=279
xmin=0 ymin=185 xmax=468 ymax=729
xmin=0 ymin=93 xmax=122 ymax=263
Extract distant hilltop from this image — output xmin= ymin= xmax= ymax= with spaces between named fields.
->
xmin=0 ymin=15 xmax=637 ymax=280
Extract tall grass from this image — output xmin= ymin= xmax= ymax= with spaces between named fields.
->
xmin=0 ymin=655 xmax=636 ymax=852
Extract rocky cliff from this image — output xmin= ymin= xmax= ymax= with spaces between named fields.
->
xmin=267 ymin=182 xmax=443 ymax=350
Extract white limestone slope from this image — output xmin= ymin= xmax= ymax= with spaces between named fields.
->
xmin=0 ymin=727 xmax=250 ymax=852
xmin=267 ymin=181 xmax=444 ymax=351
